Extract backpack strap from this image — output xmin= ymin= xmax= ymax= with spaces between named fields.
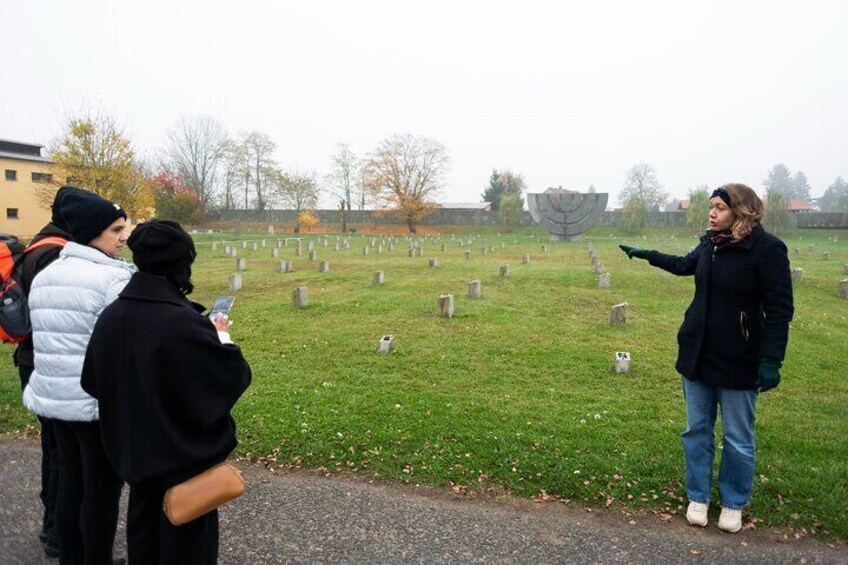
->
xmin=24 ymin=236 xmax=68 ymax=253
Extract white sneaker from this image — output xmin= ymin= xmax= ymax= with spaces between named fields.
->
xmin=718 ymin=507 xmax=743 ymax=533
xmin=686 ymin=501 xmax=709 ymax=527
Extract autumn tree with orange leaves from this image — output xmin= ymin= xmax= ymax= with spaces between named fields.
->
xmin=363 ymin=134 xmax=448 ymax=234
xmin=150 ymin=171 xmax=205 ymax=225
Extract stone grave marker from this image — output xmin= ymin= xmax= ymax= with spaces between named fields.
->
xmin=377 ymin=335 xmax=394 ymax=354
xmin=541 ymin=245 xmax=548 ymax=253
xmin=229 ymin=274 xmax=242 ymax=291
xmin=362 ymin=247 xmax=369 ymax=256
xmin=593 ymin=263 xmax=605 ymax=275
xmin=296 ymin=247 xmax=303 ymax=257
xmin=500 ymin=265 xmax=510 ymax=277
xmin=292 ymin=286 xmax=308 ymax=308
xmin=310 ymin=251 xmax=318 ymax=262
xmin=465 ymin=250 xmax=472 ymax=260
xmin=212 ymin=242 xmax=218 ymax=251
xmin=373 ymin=271 xmax=385 ymax=285
xmin=840 ymin=279 xmax=848 ymax=299
xmin=268 ymin=225 xmax=274 ymax=234
xmin=599 ymin=273 xmax=610 ymax=288
xmin=319 ymin=261 xmax=329 ymax=273
xmin=438 ymin=294 xmax=455 ymax=318
xmin=614 ymin=352 xmax=631 ymax=374
xmin=609 ymin=303 xmax=628 ymax=325
xmin=236 ymin=258 xmax=247 ymax=271
xmin=843 ymin=264 xmax=848 ymax=275
xmin=522 ymin=255 xmax=531 ymax=265
xmin=429 ymin=258 xmax=438 ymax=268
xmin=242 ymin=241 xmax=247 ymax=249
xmin=252 ymin=242 xmax=258 ymax=251
xmin=277 ymin=260 xmax=293 ymax=273
xmin=823 ymin=252 xmax=830 ymax=261
xmin=791 ymin=268 xmax=803 ymax=284
xmin=272 ymin=248 xmax=280 ymax=258
xmin=468 ymin=280 xmax=482 ymax=298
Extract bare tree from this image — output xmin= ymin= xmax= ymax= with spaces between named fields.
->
xmin=163 ymin=115 xmax=227 ymax=207
xmin=620 ymin=162 xmax=667 ymax=210
xmin=276 ymin=169 xmax=320 ymax=232
xmin=241 ymin=131 xmax=278 ymax=211
xmin=218 ymin=139 xmax=243 ymax=210
xmin=363 ymin=134 xmax=448 ymax=234
xmin=325 ymin=143 xmax=358 ymax=211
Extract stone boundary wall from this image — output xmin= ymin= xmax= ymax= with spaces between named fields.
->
xmin=209 ymin=209 xmax=848 ymax=229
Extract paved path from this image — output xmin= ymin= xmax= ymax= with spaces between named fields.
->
xmin=1 ymin=437 xmax=844 ymax=564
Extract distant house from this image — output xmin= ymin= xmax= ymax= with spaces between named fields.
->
xmin=439 ymin=202 xmax=492 ymax=212
xmin=678 ymin=199 xmax=690 ymax=210
xmin=0 ymin=138 xmax=54 ymax=237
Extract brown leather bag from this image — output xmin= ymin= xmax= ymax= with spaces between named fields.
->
xmin=162 ymin=463 xmax=245 ymax=526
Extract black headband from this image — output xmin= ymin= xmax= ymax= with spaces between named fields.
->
xmin=710 ymin=188 xmax=732 ymax=207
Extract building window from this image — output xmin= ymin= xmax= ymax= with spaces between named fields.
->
xmin=32 ymin=172 xmax=53 ymax=183
xmin=4 ymin=170 xmax=16 ymax=181
xmin=6 ymin=208 xmax=19 ymax=220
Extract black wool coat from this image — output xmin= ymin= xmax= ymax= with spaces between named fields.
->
xmin=646 ymin=224 xmax=794 ymax=389
xmin=81 ymin=272 xmax=252 ymax=489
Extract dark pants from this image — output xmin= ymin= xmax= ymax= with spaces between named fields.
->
xmin=53 ymin=420 xmax=123 ymax=565
xmin=19 ymin=366 xmax=59 ymax=550
xmin=127 ymin=485 xmax=218 ymax=565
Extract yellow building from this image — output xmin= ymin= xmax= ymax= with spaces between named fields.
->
xmin=0 ymin=139 xmax=55 ymax=239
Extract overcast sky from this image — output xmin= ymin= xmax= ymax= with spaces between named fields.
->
xmin=3 ymin=1 xmax=846 ymax=207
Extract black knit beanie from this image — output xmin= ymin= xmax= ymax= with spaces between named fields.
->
xmin=50 ymin=186 xmax=75 ymax=231
xmin=59 ymin=187 xmax=128 ymax=244
xmin=128 ymin=219 xmax=197 ymax=276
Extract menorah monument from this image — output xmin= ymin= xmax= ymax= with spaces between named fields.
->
xmin=526 ymin=189 xmax=609 ymax=241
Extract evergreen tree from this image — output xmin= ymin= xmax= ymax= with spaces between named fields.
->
xmin=818 ymin=177 xmax=848 ymax=212
xmin=791 ymin=170 xmax=812 ymax=202
xmin=763 ymin=164 xmax=794 ymax=197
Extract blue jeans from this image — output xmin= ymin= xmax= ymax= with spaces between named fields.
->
xmin=681 ymin=377 xmax=757 ymax=510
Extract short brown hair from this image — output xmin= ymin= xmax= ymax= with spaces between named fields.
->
xmin=720 ymin=183 xmax=763 ymax=242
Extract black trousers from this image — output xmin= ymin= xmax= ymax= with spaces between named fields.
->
xmin=53 ymin=420 xmax=123 ymax=565
xmin=19 ymin=366 xmax=59 ymax=549
xmin=127 ymin=485 xmax=218 ymax=565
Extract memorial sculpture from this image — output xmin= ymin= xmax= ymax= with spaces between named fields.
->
xmin=526 ymin=188 xmax=608 ymax=241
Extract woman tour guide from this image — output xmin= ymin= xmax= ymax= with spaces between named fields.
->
xmin=619 ymin=183 xmax=793 ymax=533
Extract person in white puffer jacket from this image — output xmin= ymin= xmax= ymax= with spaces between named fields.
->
xmin=23 ymin=187 xmax=135 ymax=565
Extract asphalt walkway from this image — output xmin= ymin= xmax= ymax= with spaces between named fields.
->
xmin=1 ymin=437 xmax=844 ymax=564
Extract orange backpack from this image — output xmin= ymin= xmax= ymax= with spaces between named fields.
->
xmin=0 ymin=234 xmax=68 ymax=343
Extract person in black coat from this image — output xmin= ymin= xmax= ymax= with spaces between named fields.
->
xmin=619 ymin=183 xmax=793 ymax=533
xmin=81 ymin=219 xmax=251 ymax=564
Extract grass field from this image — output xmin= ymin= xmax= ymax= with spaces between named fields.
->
xmin=2 ymin=226 xmax=846 ymax=538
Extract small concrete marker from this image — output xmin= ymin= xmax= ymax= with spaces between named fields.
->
xmin=610 ymin=302 xmax=628 ymax=325
xmin=791 ymin=268 xmax=803 ymax=284
xmin=468 ymin=280 xmax=482 ymax=298
xmin=465 ymin=251 xmax=472 ymax=260
xmin=377 ymin=335 xmax=394 ymax=354
xmin=500 ymin=265 xmax=510 ymax=277
xmin=438 ymin=294 xmax=455 ymax=318
xmin=522 ymin=254 xmax=531 ymax=265
xmin=272 ymin=248 xmax=280 ymax=258
xmin=599 ymin=273 xmax=610 ymax=289
xmin=236 ymin=257 xmax=247 ymax=271
xmin=614 ymin=352 xmax=632 ymax=374
xmin=292 ymin=286 xmax=308 ymax=308
xmin=310 ymin=251 xmax=318 ymax=262
xmin=840 ymin=279 xmax=848 ymax=299
xmin=823 ymin=252 xmax=830 ymax=261
xmin=373 ymin=271 xmax=385 ymax=285
xmin=429 ymin=258 xmax=438 ymax=268
xmin=229 ymin=273 xmax=242 ymax=291
xmin=319 ymin=260 xmax=329 ymax=273
xmin=277 ymin=260 xmax=293 ymax=273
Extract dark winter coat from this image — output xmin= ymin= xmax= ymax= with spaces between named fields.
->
xmin=646 ymin=224 xmax=794 ymax=389
xmin=13 ymin=223 xmax=72 ymax=372
xmin=80 ymin=272 xmax=251 ymax=490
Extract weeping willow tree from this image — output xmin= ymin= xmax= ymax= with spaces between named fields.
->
xmin=686 ymin=186 xmax=710 ymax=235
xmin=499 ymin=192 xmax=522 ymax=230
xmin=763 ymin=192 xmax=795 ymax=235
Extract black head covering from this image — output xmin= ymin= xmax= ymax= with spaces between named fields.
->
xmin=58 ymin=187 xmax=128 ymax=244
xmin=128 ymin=219 xmax=197 ymax=294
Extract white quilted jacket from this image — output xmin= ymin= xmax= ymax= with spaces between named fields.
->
xmin=22 ymin=242 xmax=136 ymax=421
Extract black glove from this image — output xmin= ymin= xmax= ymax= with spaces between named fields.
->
xmin=756 ymin=360 xmax=781 ymax=393
xmin=619 ymin=244 xmax=650 ymax=260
